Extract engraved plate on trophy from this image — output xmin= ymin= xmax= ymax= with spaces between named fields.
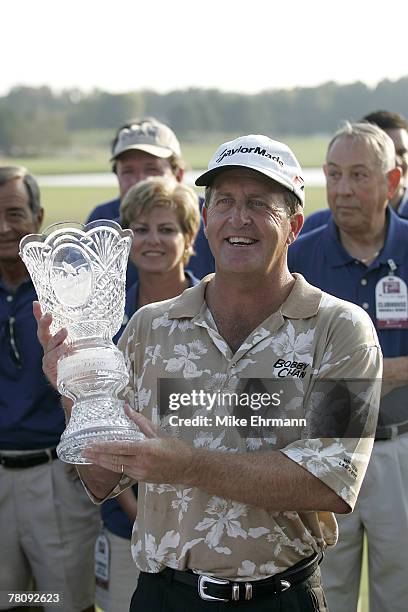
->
xmin=20 ymin=220 xmax=144 ymax=464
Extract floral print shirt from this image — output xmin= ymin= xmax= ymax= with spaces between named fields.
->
xmin=102 ymin=274 xmax=382 ymax=580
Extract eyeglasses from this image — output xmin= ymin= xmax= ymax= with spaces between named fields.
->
xmin=7 ymin=316 xmax=22 ymax=368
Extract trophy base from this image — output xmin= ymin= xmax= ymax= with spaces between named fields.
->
xmin=57 ymin=426 xmax=145 ymax=464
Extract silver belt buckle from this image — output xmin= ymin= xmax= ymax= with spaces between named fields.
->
xmin=198 ymin=574 xmax=229 ymax=602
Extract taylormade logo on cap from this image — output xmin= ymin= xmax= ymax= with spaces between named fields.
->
xmin=216 ymin=145 xmax=284 ymax=166
xmin=195 ymin=134 xmax=305 ymax=206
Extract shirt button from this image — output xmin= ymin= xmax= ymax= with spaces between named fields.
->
xmin=6 ymin=295 xmax=13 ymax=302
xmin=360 ymin=279 xmax=367 ymax=286
xmin=362 ymin=302 xmax=369 ymax=310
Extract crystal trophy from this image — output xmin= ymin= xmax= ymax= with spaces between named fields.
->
xmin=20 ymin=220 xmax=144 ymax=464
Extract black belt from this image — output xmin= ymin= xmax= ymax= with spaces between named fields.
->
xmin=375 ymin=421 xmax=408 ymax=440
xmin=0 ymin=448 xmax=58 ymax=469
xmin=159 ymin=552 xmax=321 ymax=602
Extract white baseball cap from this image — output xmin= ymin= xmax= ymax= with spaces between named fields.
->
xmin=111 ymin=118 xmax=181 ymax=161
xmin=195 ymin=134 xmax=305 ymax=206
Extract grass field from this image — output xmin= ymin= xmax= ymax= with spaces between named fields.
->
xmin=41 ymin=185 xmax=329 ymax=228
xmin=41 ymin=187 xmax=118 ymax=226
xmin=0 ymin=134 xmax=329 ymax=175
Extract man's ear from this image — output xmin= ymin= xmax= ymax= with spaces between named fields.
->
xmin=287 ymin=212 xmax=304 ymax=245
xmin=36 ymin=207 xmax=44 ymax=230
xmin=176 ymin=168 xmax=184 ymax=183
xmin=386 ymin=167 xmax=402 ymax=199
xmin=202 ymin=205 xmax=208 ymax=238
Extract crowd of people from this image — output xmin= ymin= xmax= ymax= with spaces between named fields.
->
xmin=1 ymin=111 xmax=407 ymax=612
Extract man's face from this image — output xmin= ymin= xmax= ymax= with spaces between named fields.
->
xmin=386 ymin=128 xmax=408 ymax=185
xmin=324 ymin=136 xmax=397 ymax=233
xmin=203 ymin=169 xmax=302 ymax=277
xmin=115 ymin=150 xmax=175 ymax=198
xmin=0 ymin=177 xmax=43 ymax=263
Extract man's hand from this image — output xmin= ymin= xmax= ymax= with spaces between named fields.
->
xmin=82 ymin=406 xmax=194 ymax=484
xmin=33 ymin=300 xmax=68 ymax=390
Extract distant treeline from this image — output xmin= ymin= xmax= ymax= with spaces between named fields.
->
xmin=1 ymin=78 xmax=408 ymax=155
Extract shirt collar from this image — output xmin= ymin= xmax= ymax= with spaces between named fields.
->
xmin=377 ymin=206 xmax=405 ymax=266
xmin=168 ymin=273 xmax=322 ymax=321
xmin=322 ymin=217 xmax=355 ymax=267
xmin=397 ymin=186 xmax=408 ymax=215
xmin=323 ymin=206 xmax=405 ymax=268
xmin=0 ymin=275 xmax=33 ymax=294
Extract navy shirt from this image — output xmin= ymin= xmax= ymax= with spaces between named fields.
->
xmin=301 ymin=208 xmax=331 ymax=234
xmin=87 ymin=196 xmax=215 ymax=282
xmin=288 ymin=208 xmax=408 ymax=426
xmin=101 ymin=271 xmax=200 ymax=539
xmin=0 ymin=279 xmax=64 ymax=450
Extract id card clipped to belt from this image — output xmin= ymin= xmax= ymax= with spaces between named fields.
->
xmin=376 ymin=260 xmax=408 ymax=329
xmin=95 ymin=531 xmax=110 ymax=590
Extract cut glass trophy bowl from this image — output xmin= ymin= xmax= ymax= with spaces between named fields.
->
xmin=20 ymin=220 xmax=144 ymax=464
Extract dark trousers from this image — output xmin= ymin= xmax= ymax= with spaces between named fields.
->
xmin=130 ymin=567 xmax=328 ymax=611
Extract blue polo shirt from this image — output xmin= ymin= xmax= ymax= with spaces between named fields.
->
xmin=86 ymin=196 xmax=215 ymax=281
xmin=301 ymin=208 xmax=331 ymax=234
xmin=288 ymin=208 xmax=408 ymax=427
xmin=101 ymin=272 xmax=200 ymax=539
xmin=0 ymin=279 xmax=64 ymax=450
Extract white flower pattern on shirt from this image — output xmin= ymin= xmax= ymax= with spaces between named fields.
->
xmin=105 ymin=275 xmax=382 ymax=580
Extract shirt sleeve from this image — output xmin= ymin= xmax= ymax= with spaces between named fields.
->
xmin=281 ymin=310 xmax=382 ymax=511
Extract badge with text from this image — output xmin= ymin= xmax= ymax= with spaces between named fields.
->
xmin=95 ymin=532 xmax=110 ymax=590
xmin=375 ymin=275 xmax=408 ymax=329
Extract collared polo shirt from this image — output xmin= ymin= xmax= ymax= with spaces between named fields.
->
xmin=397 ymin=186 xmax=408 ymax=217
xmin=301 ymin=208 xmax=331 ymax=234
xmin=289 ymin=209 xmax=408 ymax=358
xmin=98 ymin=274 xmax=381 ymax=580
xmin=0 ymin=278 xmax=64 ymax=450
xmin=288 ymin=208 xmax=408 ymax=427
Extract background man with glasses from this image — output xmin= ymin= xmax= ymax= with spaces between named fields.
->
xmin=0 ymin=167 xmax=99 ymax=612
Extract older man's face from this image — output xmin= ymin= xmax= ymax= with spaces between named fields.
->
xmin=203 ymin=168 xmax=302 ymax=277
xmin=324 ymin=136 xmax=398 ymax=234
xmin=0 ymin=178 xmax=43 ymax=263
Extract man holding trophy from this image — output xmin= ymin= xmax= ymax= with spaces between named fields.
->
xmin=35 ymin=136 xmax=382 ymax=611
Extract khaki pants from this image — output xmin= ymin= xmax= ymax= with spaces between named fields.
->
xmin=0 ymin=459 xmax=100 ymax=612
xmin=322 ymin=433 xmax=408 ymax=612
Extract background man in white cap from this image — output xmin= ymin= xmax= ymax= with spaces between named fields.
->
xmin=0 ymin=166 xmax=99 ymax=612
xmin=87 ymin=117 xmax=214 ymax=281
xmin=37 ymin=134 xmax=381 ymax=611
